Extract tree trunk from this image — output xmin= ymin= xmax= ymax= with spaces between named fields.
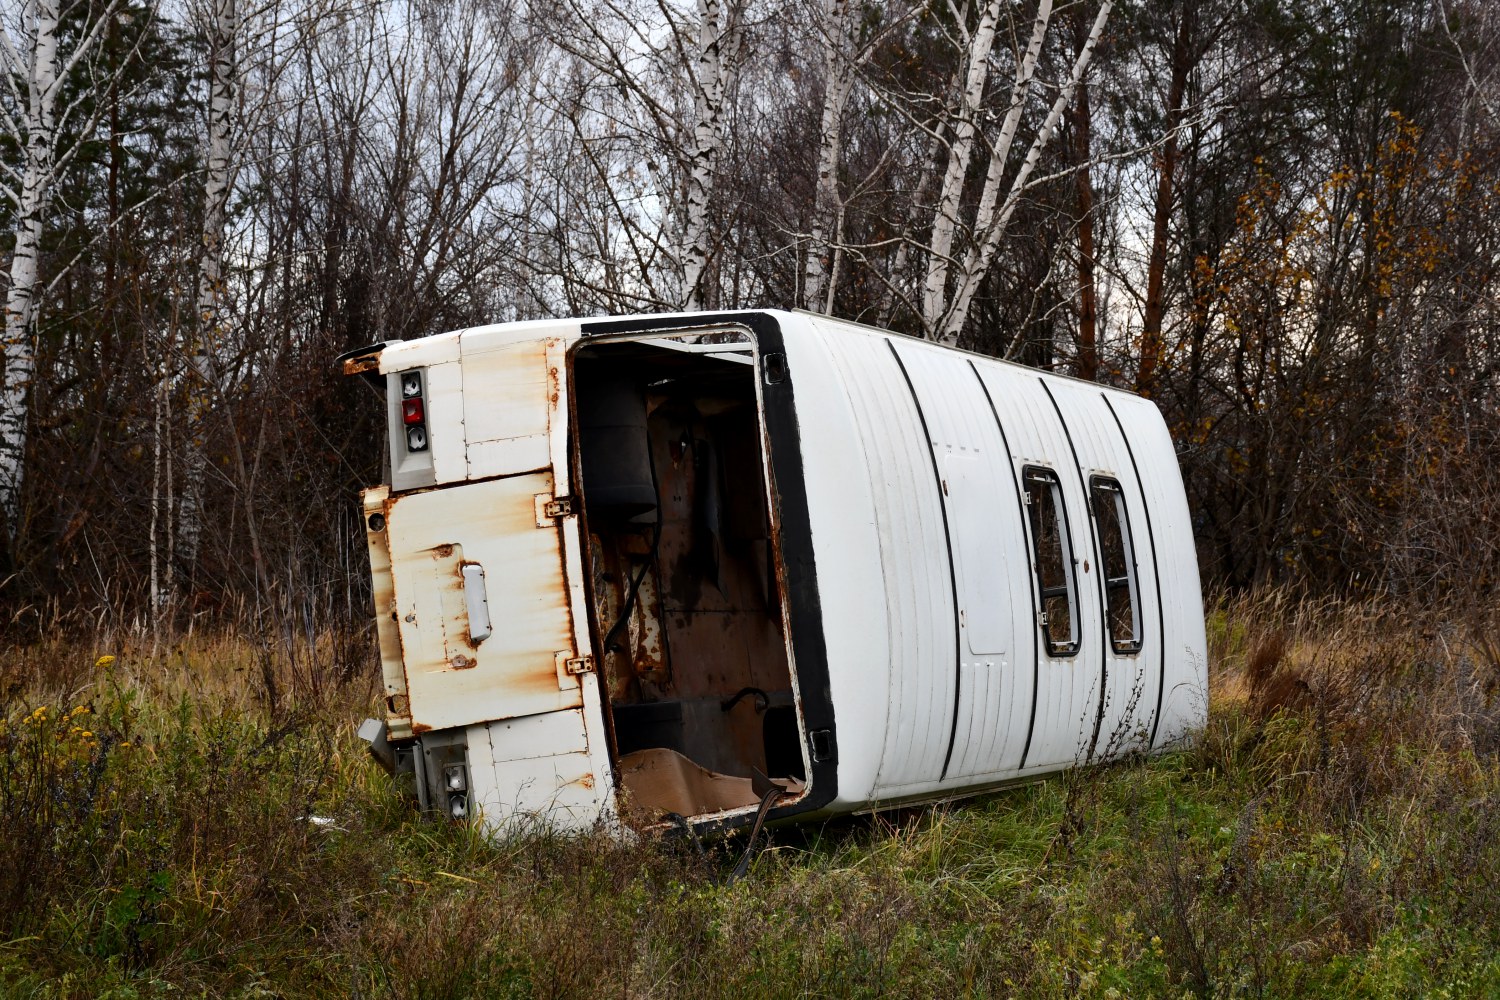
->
xmin=920 ymin=0 xmax=1008 ymax=337
xmin=803 ymin=0 xmax=852 ymax=313
xmin=681 ymin=0 xmax=731 ymax=310
xmin=0 ymin=0 xmax=62 ymax=542
xmin=1137 ymin=7 xmax=1192 ymax=397
xmin=938 ymin=0 xmax=1111 ymax=345
xmin=1071 ymin=43 xmax=1098 ymax=382
xmin=181 ymin=0 xmax=238 ymax=578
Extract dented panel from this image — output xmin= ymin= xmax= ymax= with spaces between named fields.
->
xmin=386 ymin=471 xmax=583 ymax=732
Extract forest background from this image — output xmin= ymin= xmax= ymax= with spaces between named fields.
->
xmin=5 ymin=2 xmax=1500 ymax=995
xmin=1 ymin=0 xmax=1498 ymax=631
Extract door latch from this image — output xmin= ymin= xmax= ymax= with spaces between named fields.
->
xmin=534 ymin=493 xmax=577 ymax=526
xmin=564 ymin=655 xmax=594 ymax=675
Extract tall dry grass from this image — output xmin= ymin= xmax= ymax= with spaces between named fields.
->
xmin=0 ymin=594 xmax=1497 ymax=997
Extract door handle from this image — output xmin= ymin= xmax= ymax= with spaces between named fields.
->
xmin=461 ymin=562 xmax=492 ymax=643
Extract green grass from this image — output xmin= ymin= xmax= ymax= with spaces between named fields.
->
xmin=2 ymin=596 xmax=1499 ymax=998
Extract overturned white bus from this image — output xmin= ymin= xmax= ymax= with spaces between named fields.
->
xmin=344 ymin=310 xmax=1207 ymax=835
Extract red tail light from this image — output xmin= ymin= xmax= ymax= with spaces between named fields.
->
xmin=402 ymin=398 xmax=425 ymax=425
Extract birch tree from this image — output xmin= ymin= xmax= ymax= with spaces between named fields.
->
xmin=177 ymin=0 xmax=238 ymax=584
xmin=0 ymin=0 xmax=133 ymax=543
xmin=800 ymin=0 xmax=919 ymax=312
xmin=680 ymin=0 xmax=735 ymax=308
xmin=542 ymin=0 xmax=745 ymax=311
xmin=918 ymin=0 xmax=1112 ymax=345
xmin=800 ymin=0 xmax=854 ymax=311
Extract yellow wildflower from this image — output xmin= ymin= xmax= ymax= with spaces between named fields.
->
xmin=95 ymin=655 xmax=117 ymax=669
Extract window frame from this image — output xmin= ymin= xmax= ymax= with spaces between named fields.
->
xmin=1089 ymin=475 xmax=1144 ymax=655
xmin=1021 ymin=465 xmax=1080 ymax=658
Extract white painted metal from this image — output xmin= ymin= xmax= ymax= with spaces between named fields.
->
xmin=889 ymin=336 xmax=1035 ymax=784
xmin=813 ymin=326 xmax=956 ymax=795
xmin=358 ymin=308 xmax=1207 ymax=834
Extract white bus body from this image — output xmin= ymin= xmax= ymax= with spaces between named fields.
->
xmin=345 ymin=310 xmax=1208 ymax=834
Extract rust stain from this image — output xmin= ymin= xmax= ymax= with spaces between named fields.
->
xmin=384 ymin=468 xmax=584 ymax=731
xmin=411 ymin=722 xmax=432 ymax=734
xmin=548 ymin=364 xmax=561 ymax=408
xmin=576 ymin=773 xmax=595 ymax=789
xmin=343 ymin=354 xmax=380 ymax=376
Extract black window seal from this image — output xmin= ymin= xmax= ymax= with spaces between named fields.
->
xmin=1021 ymin=464 xmax=1081 ymax=659
xmin=1089 ymin=474 xmax=1145 ymax=656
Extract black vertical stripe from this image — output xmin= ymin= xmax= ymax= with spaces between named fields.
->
xmin=1039 ymin=380 xmax=1110 ymax=763
xmin=886 ymin=339 xmax=964 ymax=781
xmin=1102 ymin=395 xmax=1169 ymax=751
xmin=968 ymin=360 xmax=1041 ymax=771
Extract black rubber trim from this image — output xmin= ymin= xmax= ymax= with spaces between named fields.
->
xmin=968 ymin=360 xmax=1041 ymax=771
xmin=1088 ymin=475 xmax=1145 ymax=656
xmin=1102 ymin=394 xmax=1168 ymax=750
xmin=580 ymin=312 xmax=838 ymax=825
xmin=1039 ymin=379 xmax=1109 ymax=762
xmin=886 ymin=339 xmax=963 ymax=781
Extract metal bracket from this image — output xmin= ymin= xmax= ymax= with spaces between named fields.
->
xmin=1038 ymin=611 xmax=1050 ymax=628
xmin=534 ymin=493 xmax=577 ymax=527
xmin=564 ymin=655 xmax=594 ymax=675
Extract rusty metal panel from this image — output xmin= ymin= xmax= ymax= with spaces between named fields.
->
xmin=460 ymin=337 xmax=553 ymax=477
xmin=385 ymin=470 xmax=583 ymax=732
xmin=362 ymin=485 xmax=413 ymax=740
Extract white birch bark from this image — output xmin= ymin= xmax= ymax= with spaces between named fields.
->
xmin=0 ymin=0 xmax=130 ymax=540
xmin=803 ymin=0 xmax=853 ymax=312
xmin=919 ymin=0 xmax=1008 ymax=336
xmin=680 ymin=0 xmax=731 ymax=309
xmin=179 ymin=0 xmax=239 ymax=576
xmin=0 ymin=0 xmax=61 ymax=538
xmin=937 ymin=0 xmax=1111 ymax=345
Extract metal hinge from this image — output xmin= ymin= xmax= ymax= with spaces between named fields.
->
xmin=1038 ymin=611 xmax=1050 ymax=628
xmin=534 ymin=493 xmax=577 ymax=526
xmin=564 ymin=655 xmax=594 ymax=675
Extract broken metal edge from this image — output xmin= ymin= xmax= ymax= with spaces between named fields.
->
xmin=580 ymin=311 xmax=839 ymax=829
xmin=339 ymin=341 xmax=395 ymax=382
